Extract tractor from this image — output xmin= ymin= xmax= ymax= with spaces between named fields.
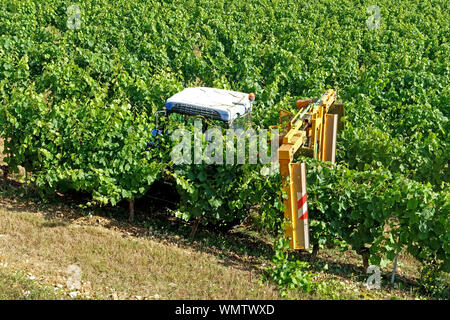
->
xmin=153 ymin=87 xmax=343 ymax=248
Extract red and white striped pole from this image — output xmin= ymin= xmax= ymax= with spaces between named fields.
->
xmin=297 ymin=191 xmax=308 ymax=221
xmin=290 ymin=162 xmax=309 ymax=249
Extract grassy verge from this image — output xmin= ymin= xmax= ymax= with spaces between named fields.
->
xmin=0 ymin=140 xmax=440 ymax=300
xmin=0 ymin=268 xmax=69 ymax=300
xmin=0 ymin=180 xmax=437 ymax=300
xmin=0 ymin=188 xmax=282 ymax=300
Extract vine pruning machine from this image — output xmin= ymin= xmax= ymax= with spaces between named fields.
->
xmin=273 ymin=89 xmax=344 ymax=250
xmin=157 ymin=87 xmax=343 ymax=250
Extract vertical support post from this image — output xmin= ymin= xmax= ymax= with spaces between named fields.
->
xmin=323 ymin=114 xmax=338 ymax=163
xmin=312 ymin=116 xmax=318 ymax=159
xmin=279 ymin=158 xmax=294 ymax=248
xmin=290 ymin=162 xmax=309 ymax=249
xmin=328 ymin=104 xmax=345 ymax=132
xmin=391 ymin=254 xmax=399 ymax=284
xmin=128 ymin=199 xmax=135 ymax=222
xmin=189 ymin=216 xmax=202 ymax=241
xmin=319 ymin=106 xmax=326 ymax=161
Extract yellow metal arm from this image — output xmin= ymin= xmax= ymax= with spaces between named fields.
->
xmin=280 ymin=89 xmax=336 ymax=162
xmin=277 ymin=89 xmax=338 ymax=250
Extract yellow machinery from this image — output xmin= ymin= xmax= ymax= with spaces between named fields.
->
xmin=159 ymin=87 xmax=342 ymax=245
xmin=275 ymin=89 xmax=343 ymax=249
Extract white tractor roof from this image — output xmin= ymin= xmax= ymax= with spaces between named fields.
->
xmin=165 ymin=87 xmax=252 ymax=122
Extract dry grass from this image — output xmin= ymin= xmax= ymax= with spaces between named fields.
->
xmin=0 ymin=196 xmax=283 ymax=300
xmin=0 ymin=137 xmax=436 ymax=300
xmin=0 ymin=267 xmax=66 ymax=299
xmin=0 ymin=190 xmax=433 ymax=300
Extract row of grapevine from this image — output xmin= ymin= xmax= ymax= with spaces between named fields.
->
xmin=304 ymin=159 xmax=449 ymax=271
xmin=0 ymin=0 xmax=448 ymax=272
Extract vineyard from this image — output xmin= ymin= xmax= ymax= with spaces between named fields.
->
xmin=0 ymin=0 xmax=449 ymax=299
